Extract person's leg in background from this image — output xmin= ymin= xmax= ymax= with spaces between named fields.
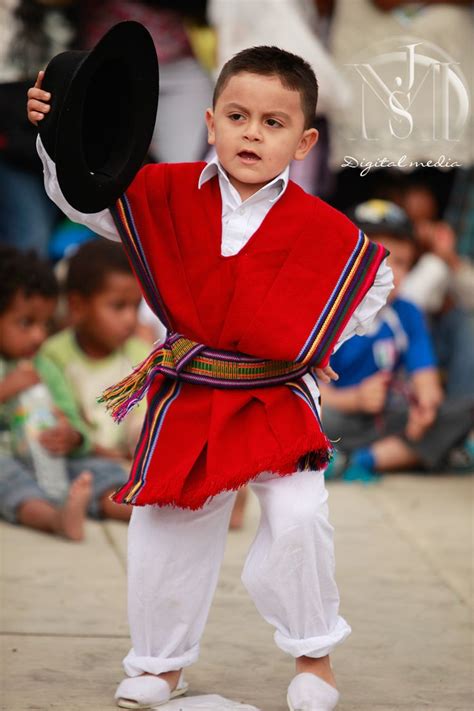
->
xmin=324 ymin=399 xmax=474 ymax=476
xmin=229 ymin=486 xmax=248 ymax=530
xmin=0 ymin=455 xmax=92 ymax=541
xmin=322 ymin=405 xmax=382 ymax=480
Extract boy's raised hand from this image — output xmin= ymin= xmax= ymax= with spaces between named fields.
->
xmin=27 ymin=71 xmax=51 ymax=126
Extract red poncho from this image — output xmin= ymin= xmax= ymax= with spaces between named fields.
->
xmin=108 ymin=162 xmax=387 ymax=509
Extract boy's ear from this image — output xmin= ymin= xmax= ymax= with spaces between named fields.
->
xmin=294 ymin=128 xmax=319 ymax=162
xmin=205 ymin=108 xmax=216 ymax=145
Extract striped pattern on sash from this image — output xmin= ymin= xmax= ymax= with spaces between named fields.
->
xmin=99 ymin=331 xmax=309 ymax=423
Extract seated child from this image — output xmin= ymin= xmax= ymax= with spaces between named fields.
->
xmin=0 ymin=246 xmax=131 ymax=540
xmin=321 ymin=201 xmax=473 ymax=479
xmin=41 ymin=239 xmax=148 ymax=462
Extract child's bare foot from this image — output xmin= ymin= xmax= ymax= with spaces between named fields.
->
xmin=57 ymin=471 xmax=92 ymax=541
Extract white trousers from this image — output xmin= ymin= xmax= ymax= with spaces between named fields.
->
xmin=123 ymin=469 xmax=351 ymax=677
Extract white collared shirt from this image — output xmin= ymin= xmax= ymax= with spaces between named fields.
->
xmin=198 ymin=156 xmax=289 ymax=257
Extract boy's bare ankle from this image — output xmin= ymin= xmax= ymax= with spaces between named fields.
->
xmin=295 ymin=655 xmax=337 ymax=689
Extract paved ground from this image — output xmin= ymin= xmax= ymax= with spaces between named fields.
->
xmin=1 ymin=474 xmax=472 ymax=711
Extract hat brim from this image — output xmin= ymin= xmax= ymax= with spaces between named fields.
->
xmin=53 ymin=22 xmax=159 ymax=213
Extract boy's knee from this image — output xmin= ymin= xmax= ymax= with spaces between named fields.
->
xmin=263 ymin=472 xmax=330 ymax=536
xmin=286 ymin=496 xmax=330 ymax=534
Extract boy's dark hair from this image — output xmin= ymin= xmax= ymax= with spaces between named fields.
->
xmin=66 ymin=239 xmax=133 ymax=295
xmin=213 ymin=46 xmax=318 ymax=130
xmin=0 ymin=246 xmax=58 ymax=315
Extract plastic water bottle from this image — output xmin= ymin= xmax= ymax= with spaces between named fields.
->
xmin=15 ymin=384 xmax=69 ymax=503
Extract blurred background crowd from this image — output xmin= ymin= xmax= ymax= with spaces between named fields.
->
xmin=0 ymin=0 xmax=472 ymax=535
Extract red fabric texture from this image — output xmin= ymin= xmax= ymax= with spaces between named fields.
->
xmin=112 ymin=163 xmax=384 ymax=508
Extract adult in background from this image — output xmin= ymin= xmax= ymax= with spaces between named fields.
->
xmin=81 ymin=0 xmax=214 ymax=163
xmin=0 ymin=0 xmax=80 ymax=255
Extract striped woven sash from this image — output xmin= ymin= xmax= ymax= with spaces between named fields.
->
xmin=99 ymin=332 xmax=309 ymax=422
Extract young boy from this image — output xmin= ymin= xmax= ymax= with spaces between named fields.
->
xmin=0 ymin=246 xmax=132 ymax=541
xmin=41 ymin=239 xmax=148 ymax=463
xmin=28 ymin=46 xmax=393 ymax=710
xmin=322 ymin=200 xmax=473 ymax=479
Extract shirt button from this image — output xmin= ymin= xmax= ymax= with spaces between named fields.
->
xmin=237 ymin=208 xmax=244 ymax=216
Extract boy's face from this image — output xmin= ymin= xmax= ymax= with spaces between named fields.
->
xmin=206 ymin=72 xmax=318 ymax=200
xmin=373 ymin=234 xmax=416 ymax=297
xmin=0 ymin=292 xmax=56 ymax=360
xmin=69 ymin=272 xmax=141 ymax=355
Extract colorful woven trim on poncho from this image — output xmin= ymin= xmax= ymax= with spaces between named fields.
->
xmin=99 ymin=332 xmax=310 ymax=423
xmin=117 ymin=377 xmax=182 ymax=504
xmin=297 ymin=231 xmax=389 ymax=367
xmin=110 ymin=196 xmax=172 ymax=330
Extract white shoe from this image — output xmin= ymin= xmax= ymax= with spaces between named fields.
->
xmin=287 ymin=673 xmax=340 ymax=711
xmin=115 ymin=671 xmax=188 ymax=708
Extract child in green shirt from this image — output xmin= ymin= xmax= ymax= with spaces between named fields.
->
xmin=0 ymin=246 xmax=131 ymax=540
xmin=41 ymin=239 xmax=149 ymax=461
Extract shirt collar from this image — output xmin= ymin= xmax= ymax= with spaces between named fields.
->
xmin=198 ymin=155 xmax=289 ymax=204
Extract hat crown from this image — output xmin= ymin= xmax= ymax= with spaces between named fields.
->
xmin=37 ymin=21 xmax=159 ymax=213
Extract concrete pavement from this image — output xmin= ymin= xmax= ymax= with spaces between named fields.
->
xmin=1 ymin=474 xmax=472 ymax=710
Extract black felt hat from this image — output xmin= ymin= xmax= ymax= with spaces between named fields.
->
xmin=39 ymin=21 xmax=159 ymax=213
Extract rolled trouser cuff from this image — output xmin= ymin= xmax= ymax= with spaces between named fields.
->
xmin=274 ymin=616 xmax=351 ymax=658
xmin=123 ymin=644 xmax=200 ymax=677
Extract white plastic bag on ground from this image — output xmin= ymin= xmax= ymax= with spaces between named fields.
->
xmin=154 ymin=694 xmax=261 ymax=710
